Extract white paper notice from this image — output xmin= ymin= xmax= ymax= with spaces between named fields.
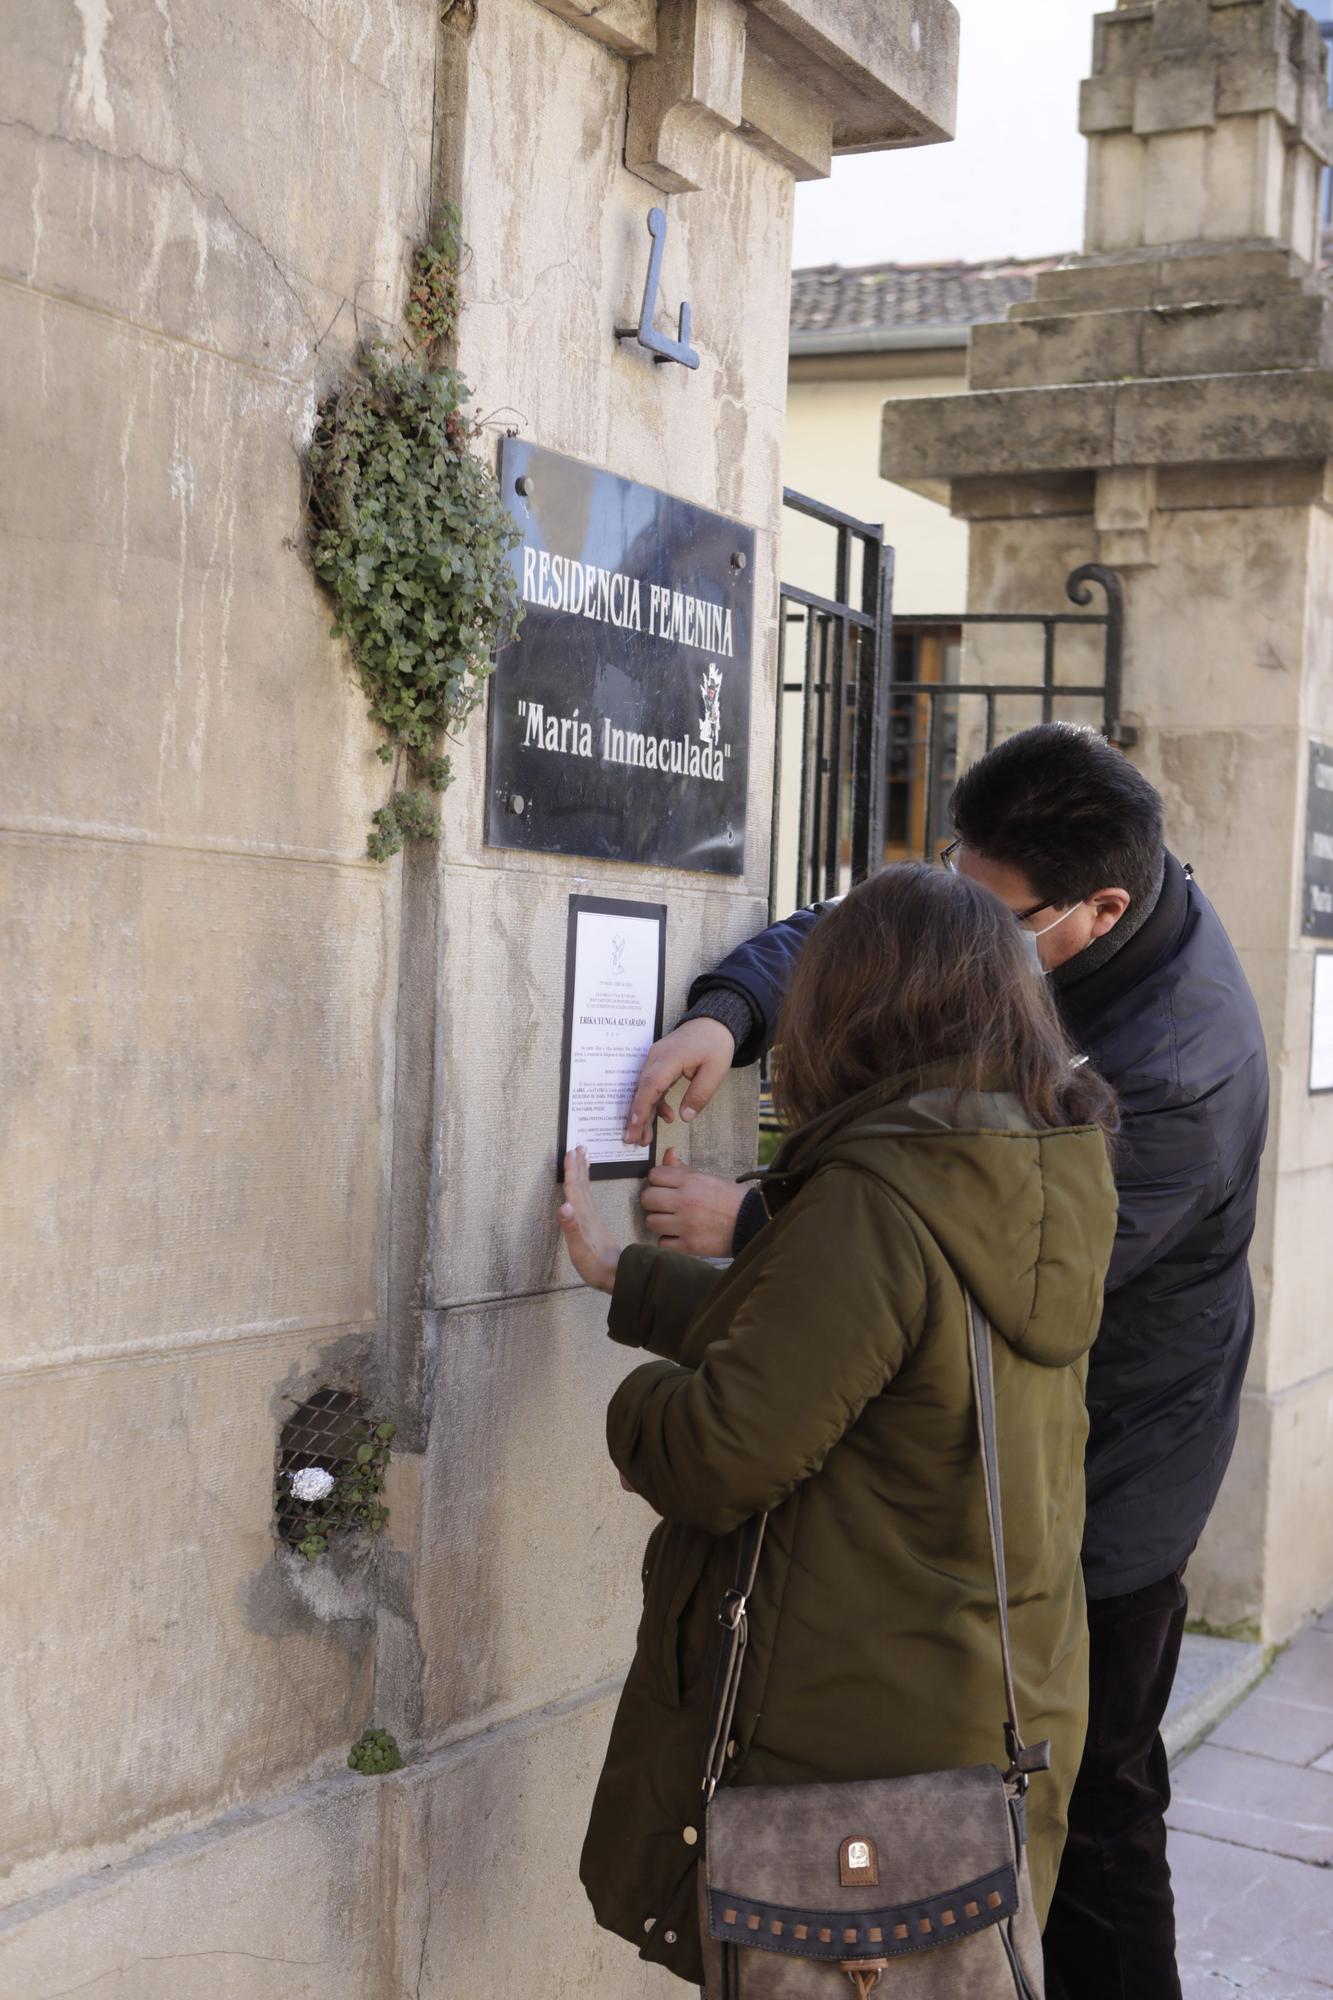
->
xmin=563 ymin=904 xmax=665 ymax=1173
xmin=1312 ymin=953 xmax=1333 ymax=1093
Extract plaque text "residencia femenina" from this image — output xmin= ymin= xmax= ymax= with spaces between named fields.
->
xmin=485 ymin=441 xmax=754 ymax=876
xmin=518 ymin=548 xmax=734 ymax=780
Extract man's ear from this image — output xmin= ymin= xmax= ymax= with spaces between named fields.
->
xmin=1089 ymin=887 xmax=1132 ymax=938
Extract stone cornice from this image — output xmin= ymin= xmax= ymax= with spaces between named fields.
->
xmin=531 ymin=0 xmax=959 ymax=192
xmin=880 ymin=366 xmax=1333 ymax=504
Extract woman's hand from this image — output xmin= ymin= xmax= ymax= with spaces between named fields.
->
xmin=558 ymin=1146 xmax=624 ymax=1295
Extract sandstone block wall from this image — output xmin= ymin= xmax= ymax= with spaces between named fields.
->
xmin=2 ymin=0 xmax=438 ymax=1956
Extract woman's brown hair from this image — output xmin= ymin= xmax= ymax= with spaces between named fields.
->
xmin=772 ymin=862 xmax=1117 ymax=1135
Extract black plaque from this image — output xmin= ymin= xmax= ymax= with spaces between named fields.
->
xmin=486 ymin=440 xmax=754 ymax=874
xmin=1304 ymin=741 xmax=1333 ymax=940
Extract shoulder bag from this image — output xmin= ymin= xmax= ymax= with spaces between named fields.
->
xmin=698 ymin=1291 xmax=1050 ymax=1999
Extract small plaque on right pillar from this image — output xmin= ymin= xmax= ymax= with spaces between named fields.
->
xmin=1304 ymin=741 xmax=1333 ymax=941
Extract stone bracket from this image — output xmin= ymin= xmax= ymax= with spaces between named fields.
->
xmin=626 ymin=0 xmax=747 ymax=194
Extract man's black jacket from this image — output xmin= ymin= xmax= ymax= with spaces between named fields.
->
xmin=689 ymin=855 xmax=1269 ymax=1599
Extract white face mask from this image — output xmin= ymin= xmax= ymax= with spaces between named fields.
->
xmin=1021 ymin=903 xmax=1080 ymax=976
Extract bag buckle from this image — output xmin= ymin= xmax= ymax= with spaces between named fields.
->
xmin=839 ymin=1961 xmax=888 ymax=1998
xmin=718 ymin=1588 xmax=748 ymax=1631
xmin=1005 ymin=1726 xmax=1052 ymax=1793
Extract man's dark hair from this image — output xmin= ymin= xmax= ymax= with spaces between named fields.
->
xmin=950 ymin=723 xmax=1165 ymax=908
xmin=774 ymin=862 xmax=1117 ymax=1137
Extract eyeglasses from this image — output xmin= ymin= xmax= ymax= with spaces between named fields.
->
xmin=939 ymin=837 xmax=1050 ymax=925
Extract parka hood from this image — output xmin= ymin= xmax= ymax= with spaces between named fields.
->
xmin=757 ymin=1062 xmax=1114 ymax=1367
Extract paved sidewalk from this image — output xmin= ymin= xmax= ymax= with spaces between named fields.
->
xmin=1168 ymin=1610 xmax=1333 ymax=1998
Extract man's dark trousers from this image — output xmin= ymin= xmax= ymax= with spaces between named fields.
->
xmin=1043 ymin=1569 xmax=1189 ymax=2000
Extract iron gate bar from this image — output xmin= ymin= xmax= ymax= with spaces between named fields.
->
xmin=800 ymin=608 xmax=820 ymax=908
xmin=775 ymin=506 xmax=1125 ymax=910
xmin=825 ymin=535 xmax=850 ymax=899
xmin=896 ymin=680 xmax=1108 ymax=696
xmin=774 ymin=488 xmax=893 ymax=916
xmin=850 ymin=541 xmax=894 ymax=890
xmin=783 ymin=487 xmax=884 ymax=535
xmin=895 ymin=565 xmax=1129 ymax=750
xmin=779 ymin=582 xmax=877 ymax=627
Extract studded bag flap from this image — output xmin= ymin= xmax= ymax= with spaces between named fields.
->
xmin=697 ymin=1292 xmax=1047 ymax=2000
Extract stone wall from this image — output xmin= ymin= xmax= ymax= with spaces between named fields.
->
xmin=1 ymin=2 xmax=957 ymax=1993
xmin=1 ymin=0 xmax=439 ymax=1956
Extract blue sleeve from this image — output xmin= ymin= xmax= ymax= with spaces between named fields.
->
xmin=732 ymin=1186 xmax=769 ymax=1254
xmin=686 ymin=902 xmax=833 ymax=1065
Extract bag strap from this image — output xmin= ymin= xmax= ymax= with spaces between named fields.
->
xmin=701 ymin=1289 xmax=1050 ymax=1801
xmin=963 ymin=1292 xmax=1050 ymax=1790
xmin=700 ymin=1512 xmax=766 ymax=1799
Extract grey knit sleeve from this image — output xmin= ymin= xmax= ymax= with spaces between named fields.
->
xmin=677 ymin=985 xmax=759 ymax=1062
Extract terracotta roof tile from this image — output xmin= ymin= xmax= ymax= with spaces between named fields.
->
xmin=793 ymin=234 xmax=1333 ymax=343
xmin=790 ymin=254 xmax=1068 ymax=342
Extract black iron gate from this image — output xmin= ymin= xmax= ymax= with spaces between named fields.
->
xmin=775 ymin=487 xmax=1129 ymax=916
xmin=773 ymin=490 xmax=894 ymax=916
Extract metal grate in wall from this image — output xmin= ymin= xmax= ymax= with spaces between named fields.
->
xmin=273 ymin=1387 xmax=368 ymax=1548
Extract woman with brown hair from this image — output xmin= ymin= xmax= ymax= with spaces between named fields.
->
xmin=558 ymin=863 xmax=1119 ymax=1990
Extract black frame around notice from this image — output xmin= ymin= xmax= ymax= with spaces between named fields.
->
xmin=557 ymin=894 xmax=667 ymax=1180
xmin=1312 ymin=949 xmax=1333 ymax=1096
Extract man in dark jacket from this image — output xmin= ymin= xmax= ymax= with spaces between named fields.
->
xmin=621 ymin=724 xmax=1269 ymax=2000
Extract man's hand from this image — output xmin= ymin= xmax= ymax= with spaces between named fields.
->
xmin=640 ymin=1147 xmax=746 ymax=1257
xmin=624 ymin=1018 xmax=735 ymax=1146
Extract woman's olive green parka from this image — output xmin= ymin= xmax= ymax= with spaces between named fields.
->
xmin=580 ymin=1067 xmax=1117 ymax=1985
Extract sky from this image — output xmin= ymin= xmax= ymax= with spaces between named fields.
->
xmin=792 ymin=0 xmax=1103 ymax=271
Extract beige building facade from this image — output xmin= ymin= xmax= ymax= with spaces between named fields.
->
xmin=882 ymin=0 xmax=1333 ymax=1645
xmin=0 ymin=2 xmax=959 ymax=1996
xmin=775 ymin=258 xmax=1064 ymax=907
xmin=782 ymin=260 xmax=1062 ymax=617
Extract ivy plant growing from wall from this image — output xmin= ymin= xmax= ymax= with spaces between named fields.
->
xmin=308 ymin=203 xmax=523 ymax=859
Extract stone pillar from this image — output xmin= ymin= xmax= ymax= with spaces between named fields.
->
xmin=0 ymin=3 xmax=957 ymax=1995
xmin=881 ymin=0 xmax=1333 ymax=1642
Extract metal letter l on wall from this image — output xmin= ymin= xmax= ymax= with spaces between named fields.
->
xmin=616 ymin=207 xmax=700 ymax=369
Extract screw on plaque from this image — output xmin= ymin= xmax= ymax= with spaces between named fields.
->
xmin=510 ymin=794 xmax=525 ymax=815
xmin=516 ymin=475 xmax=534 ymax=497
xmin=731 ymin=551 xmax=747 ymax=571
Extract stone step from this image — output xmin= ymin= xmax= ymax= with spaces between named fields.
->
xmin=1164 ymin=1632 xmax=1269 ymax=1765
